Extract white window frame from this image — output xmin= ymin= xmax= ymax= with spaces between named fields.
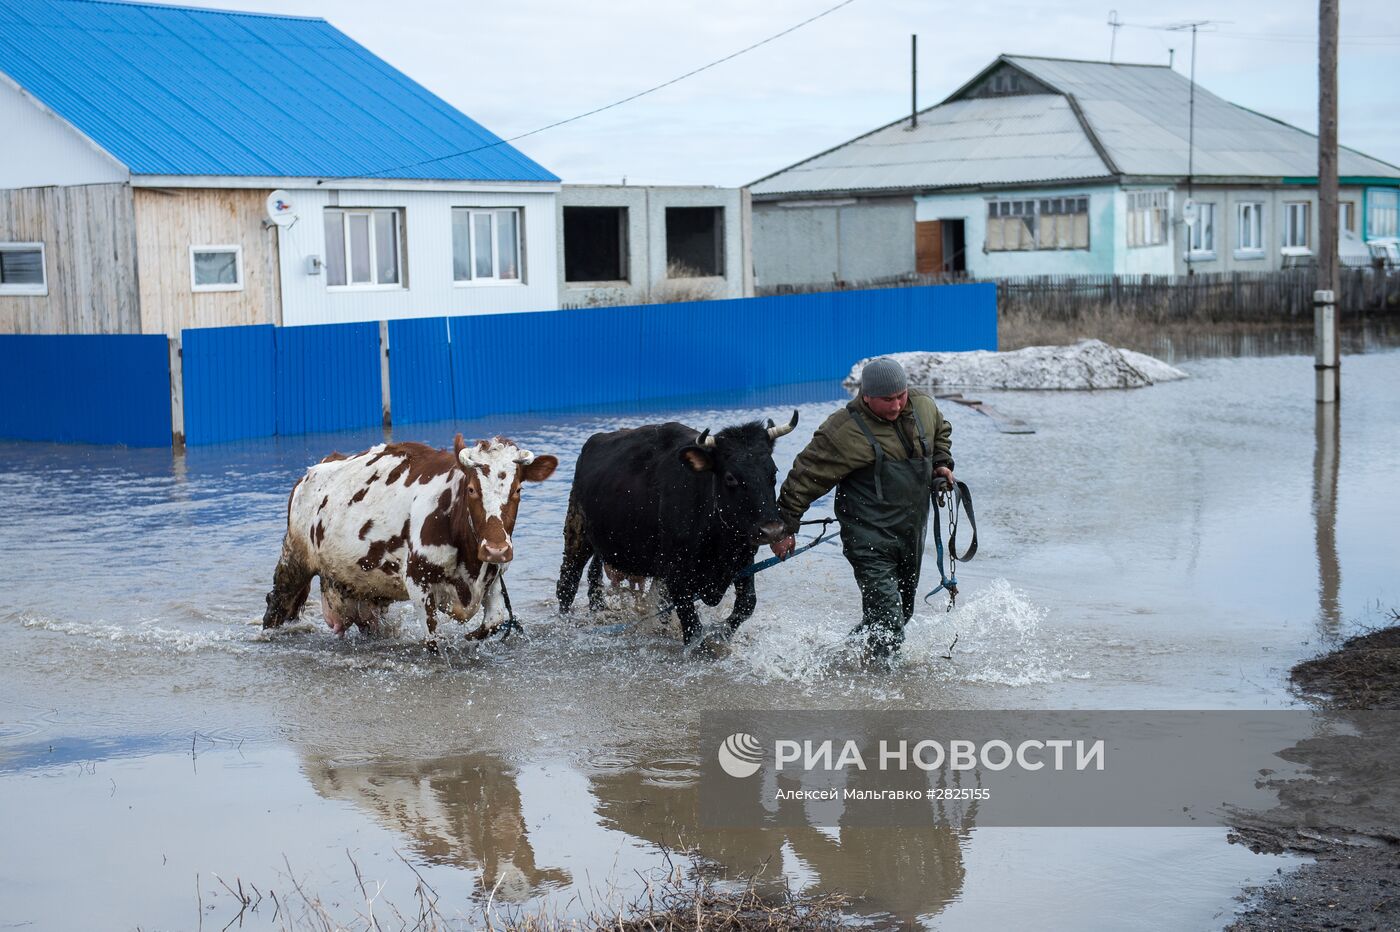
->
xmin=1368 ymin=190 xmax=1398 ymax=240
xmin=1234 ymin=202 xmax=1265 ymax=259
xmin=0 ymin=242 xmax=48 ymax=296
xmin=1126 ymin=191 xmax=1169 ymax=248
xmin=1185 ymin=202 xmax=1217 ymax=259
xmin=451 ymin=207 xmax=523 ymax=286
xmin=1283 ymin=201 xmax=1311 ymax=250
xmin=1340 ymin=200 xmax=1356 ymax=234
xmin=189 ymin=244 xmax=244 ymax=293
xmin=325 ymin=208 xmax=404 ymax=291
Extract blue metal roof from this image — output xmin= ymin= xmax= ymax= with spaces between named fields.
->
xmin=0 ymin=0 xmax=559 ymax=182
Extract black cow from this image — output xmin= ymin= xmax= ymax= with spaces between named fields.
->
xmin=557 ymin=411 xmax=799 ymax=647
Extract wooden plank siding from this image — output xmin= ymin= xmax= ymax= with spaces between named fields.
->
xmin=133 ymin=188 xmax=281 ymax=335
xmin=0 ymin=183 xmax=141 ymax=334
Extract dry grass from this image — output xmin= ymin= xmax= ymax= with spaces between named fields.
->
xmin=193 ymin=848 xmax=852 ymax=932
xmin=996 ymin=309 xmax=1307 ymax=352
xmin=652 ymin=261 xmax=722 ymax=304
xmin=1290 ymin=616 xmax=1400 ymax=711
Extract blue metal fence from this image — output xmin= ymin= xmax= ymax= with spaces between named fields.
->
xmin=181 ymin=325 xmax=275 ymax=446
xmin=0 ymin=334 xmax=171 ymax=446
xmin=6 ymin=283 xmax=995 ymax=447
xmin=274 ymin=321 xmax=381 ymax=436
xmin=449 ymin=303 xmax=647 ymax=419
xmin=388 ymin=317 xmax=455 ymax=424
xmin=450 ymin=282 xmax=996 ymax=412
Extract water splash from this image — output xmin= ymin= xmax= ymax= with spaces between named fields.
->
xmin=18 ymin=613 xmax=249 ymax=654
xmin=720 ymin=578 xmax=1082 ymax=688
xmin=906 ymin=578 xmax=1082 ymax=687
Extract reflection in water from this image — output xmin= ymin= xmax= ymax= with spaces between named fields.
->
xmin=1132 ymin=319 xmax=1400 ymax=364
xmin=590 ymin=753 xmax=972 ymax=926
xmin=1313 ymin=402 xmax=1341 ymax=629
xmin=302 ymin=752 xmax=569 ymax=901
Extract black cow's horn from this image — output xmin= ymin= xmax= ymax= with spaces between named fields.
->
xmin=697 ymin=428 xmax=717 ymax=449
xmin=767 ymin=410 xmax=799 ymax=439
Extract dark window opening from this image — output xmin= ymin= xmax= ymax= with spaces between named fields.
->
xmin=563 ymin=207 xmax=628 ymax=282
xmin=665 ymin=207 xmax=724 ymax=277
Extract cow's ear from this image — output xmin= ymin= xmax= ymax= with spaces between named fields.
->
xmin=678 ymin=446 xmax=714 ymax=472
xmin=453 ymin=433 xmax=467 ymax=461
xmin=520 ymin=455 xmax=558 ymax=482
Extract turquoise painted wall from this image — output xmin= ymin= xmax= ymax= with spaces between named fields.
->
xmin=915 ymin=185 xmax=1117 ymax=277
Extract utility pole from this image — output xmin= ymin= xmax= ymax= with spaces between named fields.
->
xmin=1108 ymin=10 xmax=1122 ymax=63
xmin=1316 ymin=0 xmax=1340 ymax=404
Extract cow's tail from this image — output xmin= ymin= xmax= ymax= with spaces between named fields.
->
xmin=556 ymin=492 xmax=591 ymax=612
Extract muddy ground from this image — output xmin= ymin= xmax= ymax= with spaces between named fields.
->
xmin=1228 ymin=621 xmax=1400 ymax=931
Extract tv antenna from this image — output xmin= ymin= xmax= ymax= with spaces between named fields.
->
xmin=1162 ymin=20 xmax=1225 ymax=220
xmin=1108 ymin=11 xmax=1122 ymax=63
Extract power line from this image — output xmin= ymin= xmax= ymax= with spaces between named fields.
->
xmin=349 ymin=0 xmax=862 ymax=181
xmin=1211 ymin=30 xmax=1400 ymax=45
xmin=1118 ymin=21 xmax=1400 ymax=46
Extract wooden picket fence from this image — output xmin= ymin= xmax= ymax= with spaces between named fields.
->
xmin=759 ymin=268 xmax=1400 ymax=322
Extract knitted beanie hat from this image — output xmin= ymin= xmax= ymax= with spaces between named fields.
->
xmin=859 ymin=357 xmax=908 ymax=397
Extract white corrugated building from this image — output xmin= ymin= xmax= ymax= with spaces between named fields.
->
xmin=750 ymin=54 xmax=1400 ymax=286
xmin=0 ymin=0 xmax=560 ymax=335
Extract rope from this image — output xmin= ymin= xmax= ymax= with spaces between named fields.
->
xmin=738 ymin=517 xmax=838 ymax=577
xmin=461 ymin=572 xmax=527 ymax=641
xmin=593 ymin=517 xmax=837 ymax=633
xmin=923 ymin=480 xmax=978 ymax=610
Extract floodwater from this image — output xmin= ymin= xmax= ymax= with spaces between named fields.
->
xmin=3 ymin=329 xmax=1398 ymax=930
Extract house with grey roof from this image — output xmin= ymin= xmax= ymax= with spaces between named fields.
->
xmin=0 ymin=0 xmax=560 ymax=335
xmin=749 ymin=54 xmax=1400 ymax=287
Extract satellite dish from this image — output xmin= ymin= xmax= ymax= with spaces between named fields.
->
xmin=265 ymin=189 xmax=298 ymax=227
xmin=1181 ymin=198 xmax=1199 ymax=227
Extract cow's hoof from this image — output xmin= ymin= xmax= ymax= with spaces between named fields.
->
xmin=687 ymin=627 xmax=733 ymax=660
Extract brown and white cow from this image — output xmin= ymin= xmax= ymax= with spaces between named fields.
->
xmin=262 ymin=434 xmax=557 ymax=646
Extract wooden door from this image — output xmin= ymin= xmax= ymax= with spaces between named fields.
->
xmin=915 ymin=220 xmax=943 ymax=275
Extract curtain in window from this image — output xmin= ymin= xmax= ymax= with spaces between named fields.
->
xmin=324 ymin=211 xmax=346 ymax=285
xmin=374 ymin=211 xmax=399 ymax=284
xmin=193 ymin=251 xmax=237 ymax=285
xmin=497 ymin=210 xmax=519 ymax=280
xmin=0 ymin=249 xmax=43 ymax=284
xmin=348 ymin=214 xmax=372 ymax=284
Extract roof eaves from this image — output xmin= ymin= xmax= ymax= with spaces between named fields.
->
xmin=752 ymin=174 xmax=1119 ymax=201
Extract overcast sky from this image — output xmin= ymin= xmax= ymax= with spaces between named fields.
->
xmin=185 ymin=0 xmax=1398 ymax=185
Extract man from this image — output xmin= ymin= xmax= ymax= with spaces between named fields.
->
xmin=771 ymin=357 xmax=955 ymax=659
